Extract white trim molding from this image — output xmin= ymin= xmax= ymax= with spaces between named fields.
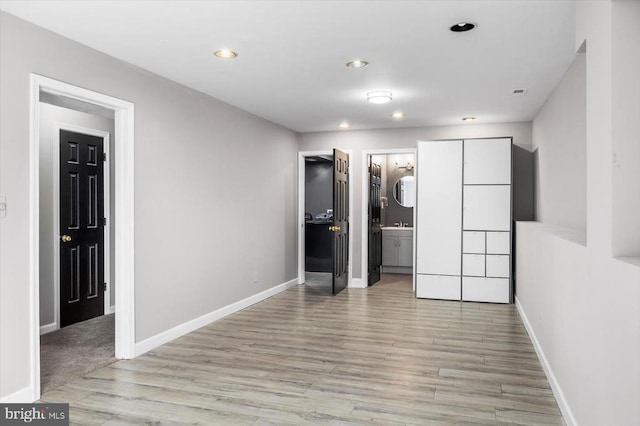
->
xmin=135 ymin=278 xmax=299 ymax=357
xmin=349 ymin=278 xmax=366 ymax=288
xmin=516 ymin=297 xmax=577 ymax=426
xmin=28 ymin=74 xmax=135 ymax=403
xmin=39 ymin=323 xmax=57 ymax=335
xmin=0 ymin=386 xmax=34 ymax=404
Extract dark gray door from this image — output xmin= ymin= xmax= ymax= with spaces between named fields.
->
xmin=368 ymin=156 xmax=382 ymax=286
xmin=332 ymin=149 xmax=349 ymax=295
xmin=59 ymin=129 xmax=105 ymax=327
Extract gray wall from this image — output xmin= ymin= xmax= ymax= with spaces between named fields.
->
xmin=39 ymin=103 xmax=116 ymax=328
xmin=305 ymin=161 xmax=332 ymax=218
xmin=532 ymin=53 xmax=586 ymax=233
xmin=300 ymin=122 xmax=533 ymax=281
xmin=0 ymin=12 xmax=298 ymax=399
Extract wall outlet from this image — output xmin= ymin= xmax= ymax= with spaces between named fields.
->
xmin=252 ymin=271 xmax=258 ymax=283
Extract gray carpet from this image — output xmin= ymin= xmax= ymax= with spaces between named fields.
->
xmin=40 ymin=313 xmax=116 ymax=393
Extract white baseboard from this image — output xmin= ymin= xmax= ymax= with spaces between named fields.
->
xmin=350 ymin=278 xmax=366 ymax=288
xmin=40 ymin=322 xmax=57 ymax=335
xmin=0 ymin=385 xmax=34 ymax=403
xmin=108 ymin=305 xmax=116 ymax=314
xmin=515 ymin=297 xmax=577 ymax=426
xmin=135 ymin=278 xmax=299 ymax=357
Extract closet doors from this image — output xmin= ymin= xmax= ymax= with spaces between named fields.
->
xmin=416 ymin=138 xmax=512 ymax=303
xmin=462 ymin=138 xmax=511 ymax=303
xmin=415 ymin=140 xmax=462 ymax=300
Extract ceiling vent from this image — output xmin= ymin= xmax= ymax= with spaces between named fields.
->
xmin=513 ymin=88 xmax=528 ymax=96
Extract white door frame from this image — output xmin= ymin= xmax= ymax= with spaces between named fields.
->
xmin=298 ymin=150 xmax=353 ymax=287
xmin=29 ymin=74 xmax=135 ymax=402
xmin=361 ymin=148 xmax=417 ymax=289
xmin=49 ymin=123 xmax=113 ymax=335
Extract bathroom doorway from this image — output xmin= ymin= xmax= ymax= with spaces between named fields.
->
xmin=362 ymin=149 xmax=417 ymax=289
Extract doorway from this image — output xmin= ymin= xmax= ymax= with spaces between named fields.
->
xmin=28 ymin=75 xmax=135 ymax=401
xmin=298 ymin=150 xmax=353 ymax=295
xmin=362 ymin=149 xmax=417 ymax=290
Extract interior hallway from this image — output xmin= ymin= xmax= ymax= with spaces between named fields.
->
xmin=39 ymin=274 xmax=562 ymax=424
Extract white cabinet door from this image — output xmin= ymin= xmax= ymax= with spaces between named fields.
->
xmin=464 ymin=138 xmax=511 ymax=184
xmin=462 ymin=277 xmax=509 ymax=303
xmin=416 ymin=274 xmax=461 ymax=300
xmin=486 ymin=255 xmax=510 ymax=278
xmin=416 ymin=140 xmax=462 ymax=275
xmin=398 ymin=236 xmax=413 ymax=267
xmin=463 ymin=185 xmax=511 ymax=231
xmin=382 ymin=236 xmax=398 ymax=266
xmin=463 ymin=231 xmax=485 ymax=253
xmin=486 ymin=232 xmax=510 ymax=254
xmin=463 ymin=254 xmax=485 ymax=277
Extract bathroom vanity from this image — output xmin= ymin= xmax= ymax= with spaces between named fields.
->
xmin=381 ymin=227 xmax=413 ymax=274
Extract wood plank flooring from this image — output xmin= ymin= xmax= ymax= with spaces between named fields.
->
xmin=40 ymin=274 xmax=563 ymax=425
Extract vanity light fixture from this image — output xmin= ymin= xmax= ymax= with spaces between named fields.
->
xmin=214 ymin=49 xmax=238 ymax=59
xmin=450 ymin=22 xmax=476 ymax=32
xmin=396 ymin=160 xmax=414 ymax=171
xmin=461 ymin=116 xmax=476 ymax=121
xmin=367 ymin=91 xmax=392 ymax=104
xmin=346 ymin=59 xmax=369 ymax=68
xmin=392 ymin=112 xmax=407 ymax=119
xmin=339 ymin=121 xmax=351 ymax=129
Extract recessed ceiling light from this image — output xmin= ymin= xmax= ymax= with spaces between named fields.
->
xmin=513 ymin=88 xmax=528 ymax=96
xmin=461 ymin=116 xmax=476 ymax=121
xmin=339 ymin=122 xmax=350 ymax=129
xmin=214 ymin=49 xmax=238 ymax=59
xmin=367 ymin=91 xmax=392 ymax=104
xmin=450 ymin=22 xmax=476 ymax=32
xmin=392 ymin=112 xmax=407 ymax=119
xmin=346 ymin=60 xmax=369 ymax=68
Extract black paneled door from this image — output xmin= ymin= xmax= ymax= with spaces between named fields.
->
xmin=59 ymin=129 xmax=105 ymax=327
xmin=368 ymin=157 xmax=382 ymax=286
xmin=332 ymin=149 xmax=349 ymax=295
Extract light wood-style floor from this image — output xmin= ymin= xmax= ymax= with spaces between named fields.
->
xmin=40 ymin=274 xmax=563 ymax=425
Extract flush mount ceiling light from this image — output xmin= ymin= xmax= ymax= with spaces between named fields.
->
xmin=346 ymin=59 xmax=369 ymax=68
xmin=367 ymin=91 xmax=392 ymax=104
xmin=214 ymin=49 xmax=238 ymax=59
xmin=339 ymin=121 xmax=351 ymax=129
xmin=513 ymin=88 xmax=528 ymax=96
xmin=392 ymin=112 xmax=407 ymax=119
xmin=450 ymin=22 xmax=476 ymax=32
xmin=461 ymin=116 xmax=476 ymax=121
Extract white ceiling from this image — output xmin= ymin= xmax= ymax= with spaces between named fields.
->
xmin=0 ymin=0 xmax=577 ymax=133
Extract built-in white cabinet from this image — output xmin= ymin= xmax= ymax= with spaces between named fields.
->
xmin=382 ymin=228 xmax=413 ymax=273
xmin=415 ymin=140 xmax=462 ymax=279
xmin=416 ymin=138 xmax=512 ymax=303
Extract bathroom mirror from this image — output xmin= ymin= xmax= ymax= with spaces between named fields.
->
xmin=393 ymin=176 xmax=415 ymax=208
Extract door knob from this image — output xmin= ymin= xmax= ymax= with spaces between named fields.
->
xmin=61 ymin=235 xmax=72 ymax=242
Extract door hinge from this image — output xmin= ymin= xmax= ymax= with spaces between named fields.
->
xmin=103 ymin=153 xmax=107 ymax=161
xmin=103 ymin=217 xmax=107 ymax=226
xmin=103 ymin=282 xmax=107 ymax=291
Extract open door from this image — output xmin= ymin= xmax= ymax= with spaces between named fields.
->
xmin=59 ymin=129 xmax=105 ymax=327
xmin=368 ymin=156 xmax=382 ymax=286
xmin=332 ymin=149 xmax=349 ymax=295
